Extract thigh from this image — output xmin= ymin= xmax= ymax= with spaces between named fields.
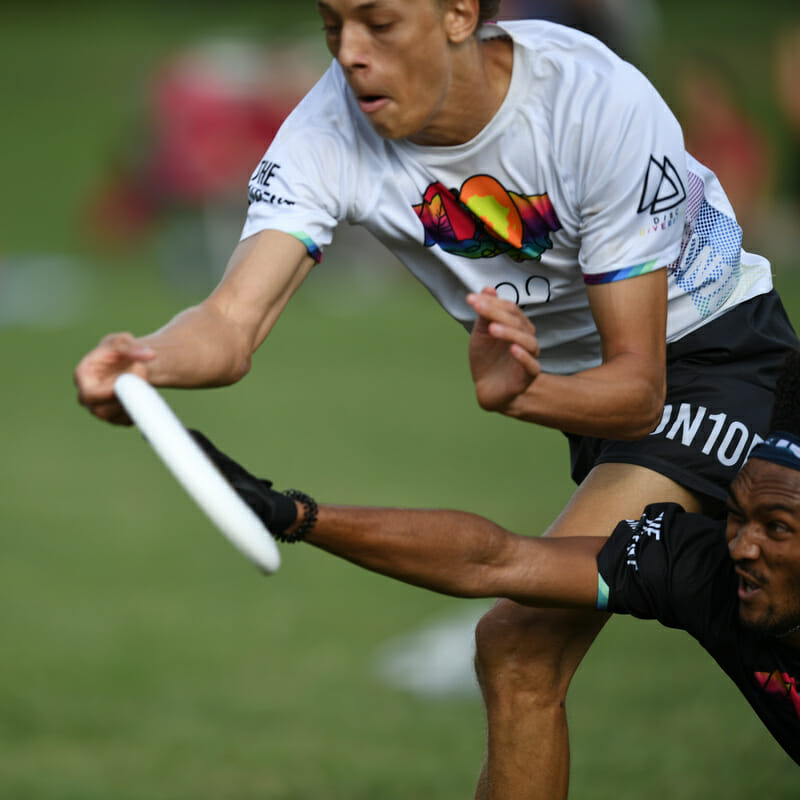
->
xmin=545 ymin=461 xmax=705 ymax=540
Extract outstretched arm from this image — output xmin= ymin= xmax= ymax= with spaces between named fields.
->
xmin=191 ymin=431 xmax=605 ymax=608
xmin=467 ymin=269 xmax=668 ymax=440
xmin=305 ymin=504 xmax=605 ymax=608
xmin=75 ymin=230 xmax=315 ymax=424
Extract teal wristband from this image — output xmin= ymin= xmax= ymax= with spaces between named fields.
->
xmin=596 ymin=573 xmax=610 ymax=611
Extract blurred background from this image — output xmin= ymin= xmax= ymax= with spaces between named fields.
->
xmin=1 ymin=1 xmax=799 ymax=797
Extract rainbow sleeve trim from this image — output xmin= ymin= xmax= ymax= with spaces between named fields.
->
xmin=583 ymin=258 xmax=659 ymax=286
xmin=596 ymin=573 xmax=610 ymax=610
xmin=291 ymin=232 xmax=322 ymax=264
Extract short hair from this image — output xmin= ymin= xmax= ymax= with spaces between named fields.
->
xmin=769 ymin=349 xmax=800 ymax=436
xmin=478 ymin=0 xmax=502 ymax=24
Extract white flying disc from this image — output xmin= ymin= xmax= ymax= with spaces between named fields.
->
xmin=114 ymin=373 xmax=281 ymax=574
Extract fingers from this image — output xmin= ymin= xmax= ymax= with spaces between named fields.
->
xmin=74 ymin=332 xmax=156 ymax=424
xmin=466 ymin=288 xmax=540 ymax=360
xmin=467 ymin=287 xmax=496 ymax=336
xmin=509 ymin=342 xmax=542 ymax=379
xmin=467 ymin=287 xmax=533 ymax=329
xmin=88 ymin=398 xmax=134 ymax=426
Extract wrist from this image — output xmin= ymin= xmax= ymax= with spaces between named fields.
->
xmin=275 ymin=489 xmax=318 ymax=543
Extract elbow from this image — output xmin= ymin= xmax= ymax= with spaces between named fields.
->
xmin=455 ymin=530 xmax=520 ymax=598
xmin=195 ymin=341 xmax=253 ymax=389
xmin=619 ymin=414 xmax=661 ymax=441
xmin=616 ymin=384 xmax=666 ymax=441
xmin=230 ymin=353 xmax=253 ymax=384
xmin=201 ymin=338 xmax=252 ymax=387
xmin=193 ymin=298 xmax=257 ymax=387
xmin=216 ymin=326 xmax=256 ymax=387
xmin=642 ymin=402 xmax=665 ymax=436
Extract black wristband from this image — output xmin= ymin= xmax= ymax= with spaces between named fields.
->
xmin=276 ymin=489 xmax=318 ymax=543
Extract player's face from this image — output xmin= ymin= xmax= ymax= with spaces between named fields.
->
xmin=316 ymin=0 xmax=462 ymax=142
xmin=726 ymin=459 xmax=800 ymax=644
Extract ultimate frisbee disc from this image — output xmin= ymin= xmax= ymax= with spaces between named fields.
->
xmin=114 ymin=373 xmax=281 ymax=574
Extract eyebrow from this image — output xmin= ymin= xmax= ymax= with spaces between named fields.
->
xmin=726 ymin=490 xmax=798 ymax=516
xmin=760 ymin=503 xmax=799 ymax=514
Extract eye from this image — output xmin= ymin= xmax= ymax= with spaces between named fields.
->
xmin=318 ymin=8 xmax=342 ymax=37
xmin=766 ymin=518 xmax=792 ymax=538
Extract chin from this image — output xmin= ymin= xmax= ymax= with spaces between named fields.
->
xmin=368 ymin=108 xmax=434 ymax=142
xmin=366 ymin=119 xmax=405 ymax=140
xmin=739 ymin=606 xmax=772 ymax=635
xmin=741 ymin=609 xmax=800 ymax=638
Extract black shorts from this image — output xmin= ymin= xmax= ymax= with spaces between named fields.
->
xmin=567 ymin=290 xmax=799 ymax=505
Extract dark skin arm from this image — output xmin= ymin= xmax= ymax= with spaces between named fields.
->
xmin=297 ymin=504 xmax=606 ymax=608
xmin=187 ymin=432 xmax=606 ymax=609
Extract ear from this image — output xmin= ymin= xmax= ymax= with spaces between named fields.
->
xmin=443 ymin=0 xmax=480 ymax=44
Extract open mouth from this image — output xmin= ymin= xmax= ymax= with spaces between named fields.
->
xmin=737 ymin=571 xmax=763 ymax=600
xmin=358 ymin=95 xmax=389 ymax=114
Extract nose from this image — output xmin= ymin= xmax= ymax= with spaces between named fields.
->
xmin=728 ymin=523 xmax=762 ymax=562
xmin=337 ymin=23 xmax=369 ymax=71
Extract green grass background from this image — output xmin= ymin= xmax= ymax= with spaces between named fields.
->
xmin=1 ymin=2 xmax=799 ymax=797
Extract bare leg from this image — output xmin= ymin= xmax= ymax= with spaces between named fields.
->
xmin=473 ymin=463 xmax=707 ymax=800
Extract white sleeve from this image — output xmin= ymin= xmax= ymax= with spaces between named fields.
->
xmin=240 ymin=69 xmax=351 ymax=262
xmin=569 ymin=63 xmax=688 ymax=284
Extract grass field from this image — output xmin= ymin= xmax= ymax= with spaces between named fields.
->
xmin=1 ymin=2 xmax=799 ymax=798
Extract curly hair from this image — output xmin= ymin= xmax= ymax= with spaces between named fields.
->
xmin=769 ymin=349 xmax=800 ymax=436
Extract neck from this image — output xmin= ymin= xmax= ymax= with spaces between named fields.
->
xmin=409 ymin=34 xmax=512 ymax=147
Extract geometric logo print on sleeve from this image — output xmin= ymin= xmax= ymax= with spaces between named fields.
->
xmin=413 ymin=175 xmax=561 ymax=262
xmin=638 ymin=155 xmax=687 ymax=215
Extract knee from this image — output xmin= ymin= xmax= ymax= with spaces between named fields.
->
xmin=473 ymin=600 xmax=598 ymax=703
xmin=474 ymin=602 xmax=560 ymax=697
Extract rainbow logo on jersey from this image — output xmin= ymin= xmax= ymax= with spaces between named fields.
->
xmin=413 ymin=176 xmax=561 ymax=262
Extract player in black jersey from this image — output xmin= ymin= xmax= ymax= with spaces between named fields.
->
xmin=189 ymin=349 xmax=800 ymax=771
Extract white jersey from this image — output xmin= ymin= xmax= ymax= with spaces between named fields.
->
xmin=242 ymin=20 xmax=772 ymax=374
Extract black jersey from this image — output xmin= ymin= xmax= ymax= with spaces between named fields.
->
xmin=597 ymin=503 xmax=800 ymax=765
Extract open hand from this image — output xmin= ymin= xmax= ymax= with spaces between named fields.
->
xmin=73 ymin=332 xmax=155 ymax=424
xmin=467 ymin=287 xmax=541 ymax=412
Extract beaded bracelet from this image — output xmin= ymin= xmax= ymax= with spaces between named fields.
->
xmin=277 ymin=489 xmax=318 ymax=543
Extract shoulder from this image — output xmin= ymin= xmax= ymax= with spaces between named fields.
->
xmin=492 ymin=19 xmax=644 ymax=85
xmin=281 ymin=64 xmax=349 ymax=131
xmin=608 ymin=502 xmax=727 ymax=568
xmin=493 ymin=20 xmax=674 ymax=151
xmin=599 ymin=503 xmax=732 ymax=628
